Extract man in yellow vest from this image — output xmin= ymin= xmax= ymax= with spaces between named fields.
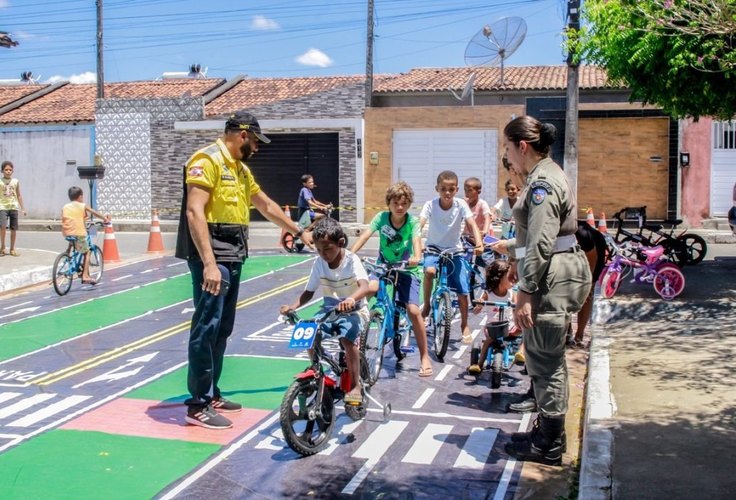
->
xmin=175 ymin=111 xmax=313 ymax=429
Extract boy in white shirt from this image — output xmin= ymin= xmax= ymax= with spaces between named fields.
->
xmin=281 ymin=218 xmax=370 ymax=404
xmin=420 ymin=170 xmax=482 ymax=343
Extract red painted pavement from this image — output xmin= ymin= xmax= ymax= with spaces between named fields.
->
xmin=61 ymin=398 xmax=271 ymax=445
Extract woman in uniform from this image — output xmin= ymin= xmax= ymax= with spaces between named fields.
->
xmin=502 ymin=116 xmax=591 ymax=465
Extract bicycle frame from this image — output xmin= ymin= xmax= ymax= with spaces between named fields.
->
xmin=424 ymin=246 xmax=465 ymax=360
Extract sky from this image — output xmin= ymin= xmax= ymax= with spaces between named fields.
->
xmin=0 ymin=0 xmax=570 ymax=84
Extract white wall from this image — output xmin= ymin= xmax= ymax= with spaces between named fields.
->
xmin=0 ymin=126 xmax=93 ymax=219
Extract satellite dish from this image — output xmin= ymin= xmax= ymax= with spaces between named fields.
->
xmin=464 ymin=17 xmax=527 ymax=85
xmin=450 ymin=72 xmax=477 ymax=105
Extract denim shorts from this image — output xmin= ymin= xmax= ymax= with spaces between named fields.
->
xmin=0 ymin=210 xmax=18 ymax=231
xmin=318 ymin=306 xmax=369 ymax=344
xmin=423 ymin=253 xmax=470 ymax=295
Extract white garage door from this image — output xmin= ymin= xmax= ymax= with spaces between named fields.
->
xmin=711 ymin=121 xmax=736 ymax=216
xmin=393 ymin=129 xmax=498 ymax=214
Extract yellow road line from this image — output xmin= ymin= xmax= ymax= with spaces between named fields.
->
xmin=34 ymin=276 xmax=308 ymax=386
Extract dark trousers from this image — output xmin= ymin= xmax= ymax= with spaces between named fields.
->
xmin=185 ymin=260 xmax=242 ymax=408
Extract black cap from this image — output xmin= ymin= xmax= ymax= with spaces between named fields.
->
xmin=225 ymin=111 xmax=271 ymax=143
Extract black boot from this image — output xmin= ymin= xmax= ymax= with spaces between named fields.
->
xmin=510 ymin=415 xmax=567 ymax=452
xmin=505 ymin=415 xmax=566 ymax=465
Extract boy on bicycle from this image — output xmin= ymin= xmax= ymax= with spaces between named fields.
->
xmin=297 ymin=174 xmax=331 ymax=224
xmin=61 ymin=186 xmax=110 ymax=285
xmin=420 ymin=170 xmax=483 ymax=344
xmin=351 ymin=181 xmax=433 ymax=377
xmin=280 ymin=218 xmax=369 ymax=404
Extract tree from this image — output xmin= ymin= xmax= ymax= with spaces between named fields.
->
xmin=579 ymin=0 xmax=736 ymax=120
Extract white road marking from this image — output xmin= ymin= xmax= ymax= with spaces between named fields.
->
xmin=7 ymin=395 xmax=92 ymax=427
xmin=3 ymin=301 xmax=32 ymax=310
xmin=402 ymin=423 xmax=453 ymax=464
xmin=320 ymin=414 xmax=364 ymax=455
xmin=494 ymin=412 xmax=531 ymax=500
xmin=0 ymin=393 xmax=56 ymax=419
xmin=453 ymin=427 xmax=499 ymax=469
xmin=140 ymin=268 xmax=159 ymax=274
xmin=111 ymin=274 xmax=133 ymax=282
xmin=364 ymin=406 xmax=520 ymax=423
xmin=435 ymin=364 xmax=453 ymax=381
xmin=342 ymin=420 xmax=409 ymax=495
xmin=0 ymin=392 xmax=22 ymax=404
xmin=254 ymin=427 xmax=286 ymax=451
xmin=412 ymin=388 xmax=434 ymax=409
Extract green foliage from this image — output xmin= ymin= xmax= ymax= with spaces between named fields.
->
xmin=580 ymin=0 xmax=736 ymax=119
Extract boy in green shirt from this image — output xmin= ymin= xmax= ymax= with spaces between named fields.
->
xmin=351 ymin=181 xmax=433 ymax=377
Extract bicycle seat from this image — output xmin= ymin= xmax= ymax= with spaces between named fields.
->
xmin=643 ymin=224 xmax=663 ymax=232
xmin=642 ymin=245 xmax=665 ymax=259
xmin=663 ymin=218 xmax=683 ymax=226
xmin=65 ymin=235 xmax=79 ymax=242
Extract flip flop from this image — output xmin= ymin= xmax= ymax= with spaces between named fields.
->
xmin=419 ymin=366 xmax=433 ymax=377
xmin=81 ymin=279 xmax=98 ymax=285
xmin=344 ymin=390 xmax=363 ymax=405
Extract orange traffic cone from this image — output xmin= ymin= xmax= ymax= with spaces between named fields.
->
xmin=146 ymin=209 xmax=165 ymax=253
xmin=586 ymin=207 xmax=595 ymax=227
xmin=598 ymin=212 xmax=608 ymax=233
xmin=102 ymin=221 xmax=121 ymax=263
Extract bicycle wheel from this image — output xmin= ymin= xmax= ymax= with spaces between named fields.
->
xmin=653 ymin=263 xmax=685 ymax=300
xmin=281 ymin=233 xmax=298 ymax=253
xmin=432 ymin=291 xmax=452 ymax=361
xmin=279 ymin=378 xmax=335 ymax=456
xmin=360 ymin=309 xmax=385 ymax=387
xmin=490 ymin=351 xmax=503 ymax=389
xmin=600 ymin=267 xmax=622 ymax=299
xmin=88 ymin=245 xmax=104 ymax=282
xmin=391 ymin=311 xmax=409 ymax=362
xmin=52 ymin=252 xmax=74 ymax=296
xmin=675 ymin=234 xmax=706 ymax=266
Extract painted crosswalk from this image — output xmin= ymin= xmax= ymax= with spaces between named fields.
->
xmin=0 ymin=391 xmax=91 ymax=429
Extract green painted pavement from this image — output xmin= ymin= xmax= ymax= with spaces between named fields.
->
xmin=0 ymin=357 xmax=307 ymax=499
xmin=128 ymin=356 xmax=307 ymax=410
xmin=0 ymin=255 xmax=311 ymax=362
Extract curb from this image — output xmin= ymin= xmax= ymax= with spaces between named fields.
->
xmin=0 ymin=266 xmax=51 ymax=294
xmin=579 ymin=295 xmax=616 ymax=499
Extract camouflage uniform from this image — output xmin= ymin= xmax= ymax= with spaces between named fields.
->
xmin=512 ymin=157 xmax=591 ymax=417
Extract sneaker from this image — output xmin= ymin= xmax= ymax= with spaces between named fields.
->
xmin=507 ymin=396 xmax=538 ymax=413
xmin=185 ymin=405 xmax=233 ymax=429
xmin=211 ymin=396 xmax=242 ymax=413
xmin=467 ymin=364 xmax=482 ymax=375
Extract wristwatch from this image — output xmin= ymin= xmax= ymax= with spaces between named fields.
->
xmin=294 ymin=229 xmax=304 ymax=239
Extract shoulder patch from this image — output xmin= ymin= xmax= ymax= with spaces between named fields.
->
xmin=529 ymin=180 xmax=552 ymax=193
xmin=529 ymin=180 xmax=552 ymax=205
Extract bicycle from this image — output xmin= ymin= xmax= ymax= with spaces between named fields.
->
xmin=612 ymin=206 xmax=706 ymax=267
xmin=279 ymin=307 xmax=390 ymax=457
xmin=599 ymin=235 xmax=686 ymax=301
xmin=470 ymin=299 xmax=521 ymax=389
xmin=281 ymin=204 xmax=335 ymax=253
xmin=360 ymin=258 xmax=416 ymax=386
xmin=52 ymin=221 xmax=105 ymax=296
xmin=461 ymin=234 xmax=499 ymax=303
xmin=423 ymin=245 xmax=466 ymax=361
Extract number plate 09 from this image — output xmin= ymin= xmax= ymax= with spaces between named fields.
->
xmin=289 ymin=321 xmax=318 ymax=349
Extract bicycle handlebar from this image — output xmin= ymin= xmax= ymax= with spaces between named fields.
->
xmin=472 ymin=299 xmax=516 ymax=308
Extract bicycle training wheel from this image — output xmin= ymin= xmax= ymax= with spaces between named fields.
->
xmin=279 ymin=378 xmax=335 ymax=456
xmin=600 ymin=268 xmax=622 ymax=299
xmin=52 ymin=252 xmax=74 ymax=296
xmin=360 ymin=309 xmax=385 ymax=387
xmin=432 ymin=291 xmax=452 ymax=361
xmin=675 ymin=234 xmax=706 ymax=266
xmin=88 ymin=246 xmax=104 ymax=282
xmin=653 ymin=263 xmax=685 ymax=300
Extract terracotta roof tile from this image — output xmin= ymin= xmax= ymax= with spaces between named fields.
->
xmin=374 ymin=65 xmax=620 ymax=93
xmin=0 ymin=84 xmax=48 ymax=108
xmin=205 ymin=75 xmax=366 ymax=117
xmin=0 ymin=78 xmax=224 ymax=124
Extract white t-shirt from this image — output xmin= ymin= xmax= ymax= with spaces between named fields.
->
xmin=485 ymin=289 xmax=516 ymax=329
xmin=305 ymin=250 xmax=369 ymax=308
xmin=420 ymin=197 xmax=474 ymax=250
xmin=493 ymin=197 xmax=514 ymax=221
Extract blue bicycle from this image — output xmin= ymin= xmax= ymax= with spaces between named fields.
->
xmin=424 ymin=245 xmax=465 ymax=361
xmin=360 ymin=259 xmax=416 ymax=386
xmin=52 ymin=221 xmax=104 ymax=296
xmin=470 ymin=299 xmax=521 ymax=389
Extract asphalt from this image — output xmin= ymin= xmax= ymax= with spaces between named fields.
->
xmin=1 ymin=221 xmax=735 ymax=499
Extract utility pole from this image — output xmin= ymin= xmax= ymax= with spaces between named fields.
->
xmin=365 ymin=0 xmax=374 ymax=108
xmin=96 ymin=0 xmax=104 ymax=98
xmin=564 ymin=0 xmax=580 ymax=193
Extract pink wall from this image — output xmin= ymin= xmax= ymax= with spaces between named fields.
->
xmin=681 ymin=118 xmax=712 ymax=226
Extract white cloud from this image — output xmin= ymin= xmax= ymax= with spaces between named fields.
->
xmin=295 ymin=48 xmax=334 ymax=68
xmin=251 ymin=15 xmax=279 ymax=30
xmin=47 ymin=71 xmax=97 ymax=84
xmin=0 ymin=1 xmax=9 ymax=9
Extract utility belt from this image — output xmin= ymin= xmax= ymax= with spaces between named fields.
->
xmin=514 ymin=234 xmax=578 ymax=260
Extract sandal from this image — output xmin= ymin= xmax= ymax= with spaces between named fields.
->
xmin=419 ymin=366 xmax=434 ymax=377
xmin=0 ymin=248 xmax=5 ymax=256
xmin=9 ymin=250 xmax=19 ymax=257
xmin=344 ymin=387 xmax=363 ymax=405
xmin=81 ymin=279 xmax=98 ymax=285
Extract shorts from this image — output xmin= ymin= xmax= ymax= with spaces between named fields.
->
xmin=66 ymin=235 xmax=90 ymax=254
xmin=0 ymin=210 xmax=18 ymax=230
xmin=318 ymin=306 xmax=369 ymax=344
xmin=424 ymin=253 xmax=470 ymax=295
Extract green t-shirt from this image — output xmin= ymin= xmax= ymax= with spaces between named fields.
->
xmin=369 ymin=211 xmax=421 ymax=277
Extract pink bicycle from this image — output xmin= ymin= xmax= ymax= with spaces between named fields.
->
xmin=599 ymin=236 xmax=685 ymax=301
